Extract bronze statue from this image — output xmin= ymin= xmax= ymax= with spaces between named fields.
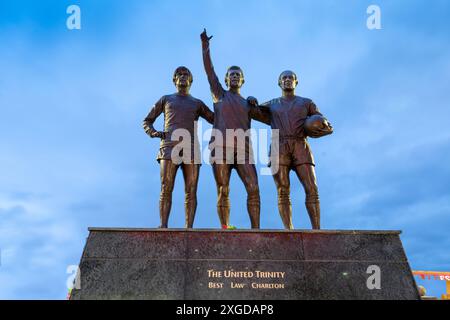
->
xmin=200 ymin=29 xmax=267 ymax=229
xmin=248 ymin=70 xmax=333 ymax=230
xmin=143 ymin=66 xmax=214 ymax=228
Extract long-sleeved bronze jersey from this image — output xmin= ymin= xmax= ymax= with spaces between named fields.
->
xmin=143 ymin=93 xmax=214 ymax=162
xmin=259 ymin=96 xmax=323 ymax=166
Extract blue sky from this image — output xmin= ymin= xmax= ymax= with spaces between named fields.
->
xmin=0 ymin=0 xmax=449 ymax=299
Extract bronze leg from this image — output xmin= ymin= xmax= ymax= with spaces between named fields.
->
xmin=159 ymin=159 xmax=179 ymax=228
xmin=212 ymin=163 xmax=232 ymax=227
xmin=273 ymin=165 xmax=293 ymax=229
xmin=181 ymin=163 xmax=200 ymax=229
xmin=294 ymin=164 xmax=320 ymax=230
xmin=235 ymin=163 xmax=261 ymax=229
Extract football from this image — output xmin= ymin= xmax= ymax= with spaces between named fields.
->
xmin=304 ymin=115 xmax=333 ymax=138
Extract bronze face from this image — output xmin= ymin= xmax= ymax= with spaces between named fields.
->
xmin=225 ymin=67 xmax=245 ymax=89
xmin=173 ymin=67 xmax=193 ymax=90
xmin=278 ymin=70 xmax=298 ymax=91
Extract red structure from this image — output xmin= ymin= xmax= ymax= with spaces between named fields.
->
xmin=413 ymin=271 xmax=450 ymax=300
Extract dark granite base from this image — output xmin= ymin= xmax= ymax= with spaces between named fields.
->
xmin=70 ymin=229 xmax=420 ymax=300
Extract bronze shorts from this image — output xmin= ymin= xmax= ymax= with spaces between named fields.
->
xmin=157 ymin=145 xmax=202 ymax=164
xmin=269 ymin=138 xmax=315 ymax=168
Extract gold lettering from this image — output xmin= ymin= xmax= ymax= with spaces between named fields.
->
xmin=224 ymin=270 xmax=254 ymax=278
xmin=251 ymin=283 xmax=285 ymax=289
xmin=255 ymin=271 xmax=286 ymax=278
xmin=230 ymin=282 xmax=246 ymax=289
xmin=207 ymin=269 xmax=222 ymax=278
xmin=208 ymin=282 xmax=224 ymax=289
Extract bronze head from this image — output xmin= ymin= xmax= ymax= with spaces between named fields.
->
xmin=173 ymin=66 xmax=193 ymax=90
xmin=225 ymin=66 xmax=245 ymax=89
xmin=278 ymin=70 xmax=298 ymax=91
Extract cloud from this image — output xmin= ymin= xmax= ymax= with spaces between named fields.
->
xmin=0 ymin=194 xmax=82 ymax=299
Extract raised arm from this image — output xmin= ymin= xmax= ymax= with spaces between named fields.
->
xmin=143 ymin=96 xmax=166 ymax=138
xmin=201 ymin=29 xmax=224 ymax=102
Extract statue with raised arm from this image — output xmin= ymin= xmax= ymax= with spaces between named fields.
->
xmin=200 ymin=29 xmax=267 ymax=229
xmin=248 ymin=70 xmax=333 ymax=229
xmin=143 ymin=66 xmax=214 ymax=228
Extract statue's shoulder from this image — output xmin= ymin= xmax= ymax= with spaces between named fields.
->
xmin=191 ymin=95 xmax=203 ymax=103
xmin=152 ymin=94 xmax=170 ymax=107
xmin=164 ymin=93 xmax=176 ymax=100
xmin=296 ymin=96 xmax=313 ymax=106
xmin=187 ymin=95 xmax=206 ymax=107
xmin=157 ymin=94 xmax=171 ymax=103
xmin=266 ymin=97 xmax=282 ymax=106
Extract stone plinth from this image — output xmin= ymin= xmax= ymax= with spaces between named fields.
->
xmin=70 ymin=228 xmax=420 ymax=300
